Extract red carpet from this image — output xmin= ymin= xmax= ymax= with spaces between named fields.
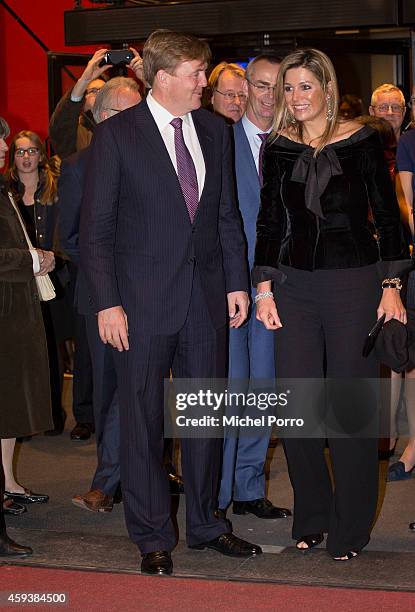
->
xmin=1 ymin=565 xmax=415 ymax=611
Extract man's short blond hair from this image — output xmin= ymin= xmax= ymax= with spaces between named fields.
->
xmin=370 ymin=83 xmax=405 ymax=107
xmin=208 ymin=62 xmax=245 ymax=91
xmin=143 ymin=29 xmax=211 ymax=86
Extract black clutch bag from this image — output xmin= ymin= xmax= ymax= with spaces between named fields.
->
xmin=362 ymin=314 xmax=386 ymax=358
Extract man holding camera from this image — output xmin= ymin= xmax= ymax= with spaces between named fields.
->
xmin=49 ymin=46 xmax=144 ymax=442
xmin=49 ymin=47 xmax=144 ymax=160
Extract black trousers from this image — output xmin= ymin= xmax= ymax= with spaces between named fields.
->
xmin=276 ymin=265 xmax=380 ymax=556
xmin=114 ymin=270 xmax=229 ymax=553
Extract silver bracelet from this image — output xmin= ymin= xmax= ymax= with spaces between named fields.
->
xmin=255 ymin=291 xmax=274 ymax=303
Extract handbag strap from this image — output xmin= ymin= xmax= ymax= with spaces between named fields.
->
xmin=7 ymin=191 xmax=36 ymax=251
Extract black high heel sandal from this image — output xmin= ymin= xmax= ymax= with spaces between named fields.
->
xmin=332 ymin=551 xmax=359 ymax=561
xmin=296 ymin=533 xmax=324 ymax=550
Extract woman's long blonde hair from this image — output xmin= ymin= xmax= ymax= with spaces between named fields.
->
xmin=6 ymin=130 xmax=60 ymax=205
xmin=272 ymin=48 xmax=340 ymax=156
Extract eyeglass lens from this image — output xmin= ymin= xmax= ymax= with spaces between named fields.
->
xmin=376 ymin=104 xmax=404 ymax=113
xmin=215 ymin=90 xmax=247 ymax=101
xmin=15 ymin=147 xmax=39 ymax=157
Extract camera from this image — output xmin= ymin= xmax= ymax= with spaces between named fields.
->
xmin=99 ymin=49 xmax=133 ymax=67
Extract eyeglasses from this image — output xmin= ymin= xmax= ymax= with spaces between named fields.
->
xmin=85 ymin=87 xmax=101 ymax=96
xmin=214 ymin=89 xmax=247 ymax=101
xmin=372 ymin=104 xmax=405 ymax=114
xmin=15 ymin=147 xmax=40 ymax=157
xmin=246 ymin=79 xmax=276 ymax=94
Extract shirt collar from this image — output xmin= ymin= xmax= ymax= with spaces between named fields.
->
xmin=147 ymin=90 xmax=192 ymax=131
xmin=242 ymin=114 xmax=272 ymax=139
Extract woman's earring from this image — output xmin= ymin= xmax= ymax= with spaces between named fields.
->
xmin=287 ymin=110 xmax=296 ymax=124
xmin=326 ymin=96 xmax=334 ymax=121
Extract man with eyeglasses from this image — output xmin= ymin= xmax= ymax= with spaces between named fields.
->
xmin=208 ymin=62 xmax=247 ymax=123
xmin=217 ymin=54 xmax=292 ymax=521
xmin=369 ymin=83 xmax=406 ymax=142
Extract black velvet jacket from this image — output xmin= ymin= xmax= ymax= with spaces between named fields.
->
xmin=252 ymin=126 xmax=410 ymax=285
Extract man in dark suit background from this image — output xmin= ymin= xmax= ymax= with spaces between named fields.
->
xmin=59 ymin=77 xmax=142 ymax=512
xmin=80 ymin=30 xmax=262 ymax=575
xmin=218 ymin=56 xmax=291 ymax=520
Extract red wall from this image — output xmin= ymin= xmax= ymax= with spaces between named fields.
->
xmin=0 ymin=1 xmax=101 ymax=142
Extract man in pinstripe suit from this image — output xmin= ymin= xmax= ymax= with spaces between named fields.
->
xmin=80 ymin=30 xmax=262 ymax=575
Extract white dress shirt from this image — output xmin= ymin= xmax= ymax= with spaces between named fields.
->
xmin=146 ymin=91 xmax=205 ymax=199
xmin=242 ymin=114 xmax=272 ymax=173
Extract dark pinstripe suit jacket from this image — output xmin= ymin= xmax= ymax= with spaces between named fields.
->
xmin=79 ymin=99 xmax=248 ymax=335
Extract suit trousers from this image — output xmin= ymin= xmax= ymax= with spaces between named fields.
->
xmin=72 ymin=312 xmax=94 ymax=424
xmin=68 ymin=262 xmax=94 ymax=424
xmin=218 ymin=305 xmax=275 ymax=509
xmin=86 ymin=316 xmax=120 ymax=496
xmin=275 ymin=264 xmax=380 ymax=557
xmin=114 ymin=269 xmax=229 ymax=553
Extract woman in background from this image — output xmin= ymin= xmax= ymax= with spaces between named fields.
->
xmin=0 ymin=116 xmax=53 ymax=556
xmin=2 ymin=131 xmax=68 ymax=512
xmin=6 ymin=131 xmax=71 ymax=437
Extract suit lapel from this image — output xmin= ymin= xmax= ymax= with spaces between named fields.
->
xmin=235 ymin=120 xmax=260 ymax=188
xmin=191 ymin=110 xmax=215 ymax=216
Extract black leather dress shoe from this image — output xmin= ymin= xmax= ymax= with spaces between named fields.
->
xmin=141 ymin=551 xmax=173 ymax=575
xmin=0 ymin=534 xmax=32 ymax=557
xmin=233 ymin=498 xmax=292 ymax=519
xmin=189 ymin=533 xmax=262 ymax=557
xmin=70 ymin=422 xmax=95 ymax=441
xmin=167 ymin=471 xmax=184 ymax=495
xmin=5 ymin=489 xmax=49 ymax=504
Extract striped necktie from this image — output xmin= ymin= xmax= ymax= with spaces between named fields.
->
xmin=170 ymin=117 xmax=199 ymax=222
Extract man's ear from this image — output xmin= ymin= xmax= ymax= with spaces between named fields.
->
xmin=368 ymin=106 xmax=375 ymax=117
xmin=156 ymin=69 xmax=170 ymax=89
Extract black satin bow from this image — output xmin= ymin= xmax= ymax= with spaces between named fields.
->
xmin=290 ymin=147 xmax=343 ymax=219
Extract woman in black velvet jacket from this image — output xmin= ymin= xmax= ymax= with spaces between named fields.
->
xmin=252 ymin=49 xmax=410 ymax=560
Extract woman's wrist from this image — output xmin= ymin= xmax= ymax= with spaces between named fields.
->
xmin=255 ymin=291 xmax=274 ymax=303
xmin=381 ymin=277 xmax=402 ymax=291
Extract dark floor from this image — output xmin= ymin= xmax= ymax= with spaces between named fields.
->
xmin=3 ymin=379 xmax=415 ymax=591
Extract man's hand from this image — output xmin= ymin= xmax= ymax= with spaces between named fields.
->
xmin=227 ymin=291 xmax=249 ymax=328
xmin=129 ymin=47 xmax=145 ymax=84
xmin=71 ymin=49 xmax=110 ymax=99
xmin=35 ymin=249 xmax=55 ymax=276
xmin=98 ymin=305 xmax=129 ymax=352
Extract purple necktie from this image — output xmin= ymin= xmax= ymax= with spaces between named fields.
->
xmin=170 ymin=117 xmax=199 ymax=223
xmin=257 ymin=132 xmax=268 ymax=187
